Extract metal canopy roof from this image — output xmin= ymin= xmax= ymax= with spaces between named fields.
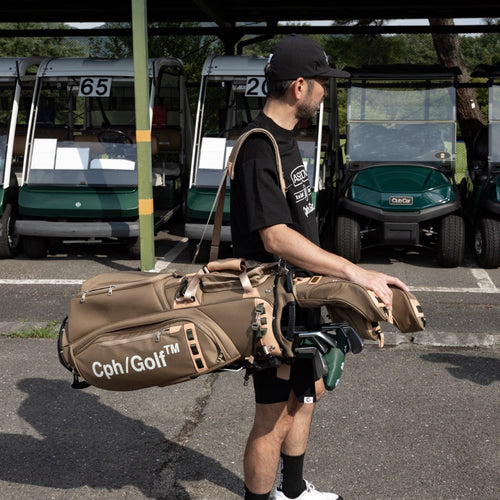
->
xmin=1 ymin=1 xmax=500 ymax=24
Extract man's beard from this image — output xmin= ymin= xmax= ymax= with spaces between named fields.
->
xmin=296 ymin=99 xmax=319 ymax=121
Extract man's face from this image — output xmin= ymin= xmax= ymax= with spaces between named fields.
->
xmin=296 ymin=76 xmax=328 ymax=121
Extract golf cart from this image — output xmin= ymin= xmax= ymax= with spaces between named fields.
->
xmin=0 ymin=57 xmax=42 ymax=258
xmin=16 ymin=57 xmax=193 ymax=258
xmin=185 ymin=54 xmax=342 ymax=261
xmin=462 ymin=64 xmax=500 ymax=268
xmin=333 ymin=65 xmax=465 ymax=267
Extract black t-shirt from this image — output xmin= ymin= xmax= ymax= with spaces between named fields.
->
xmin=230 ymin=112 xmax=319 ymax=262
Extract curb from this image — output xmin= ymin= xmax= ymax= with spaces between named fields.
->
xmin=0 ymin=321 xmax=498 ymax=348
xmin=412 ymin=331 xmax=497 ymax=348
xmin=353 ymin=330 xmax=498 ymax=349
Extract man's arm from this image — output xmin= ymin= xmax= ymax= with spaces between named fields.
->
xmin=259 ymin=223 xmax=409 ymax=310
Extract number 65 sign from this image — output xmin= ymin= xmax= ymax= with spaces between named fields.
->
xmin=79 ymin=77 xmax=112 ymax=97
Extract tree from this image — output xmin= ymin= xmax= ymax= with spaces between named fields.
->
xmin=0 ymin=23 xmax=87 ymax=57
xmin=429 ymin=18 xmax=486 ymax=160
xmin=88 ymin=22 xmax=224 ymax=85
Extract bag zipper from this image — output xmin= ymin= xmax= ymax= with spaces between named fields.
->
xmin=74 ymin=316 xmax=227 ymax=364
xmin=78 ymin=273 xmax=172 ymax=307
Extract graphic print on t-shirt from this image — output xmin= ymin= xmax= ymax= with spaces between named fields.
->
xmin=290 ymin=164 xmax=315 ymax=218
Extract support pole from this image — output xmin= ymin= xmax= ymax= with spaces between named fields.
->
xmin=131 ymin=0 xmax=155 ymax=271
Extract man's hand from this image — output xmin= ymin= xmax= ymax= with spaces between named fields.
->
xmin=259 ymin=223 xmax=409 ymax=311
xmin=345 ymin=267 xmax=409 ymax=312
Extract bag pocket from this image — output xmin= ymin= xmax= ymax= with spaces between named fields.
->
xmin=71 ymin=311 xmax=241 ymax=391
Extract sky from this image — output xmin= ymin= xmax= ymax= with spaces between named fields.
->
xmin=68 ymin=18 xmax=489 ymax=29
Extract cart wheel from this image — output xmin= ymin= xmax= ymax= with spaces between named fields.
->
xmin=0 ymin=203 xmax=21 ymax=258
xmin=126 ymin=237 xmax=141 ymax=259
xmin=436 ymin=214 xmax=465 ymax=267
xmin=334 ymin=215 xmax=361 ymax=263
xmin=474 ymin=217 xmax=500 ymax=268
xmin=23 ymin=236 xmax=48 ymax=259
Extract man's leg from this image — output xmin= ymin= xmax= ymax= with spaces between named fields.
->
xmin=244 ymin=358 xmax=324 ymax=498
xmin=277 ymin=378 xmax=323 ymax=497
xmin=281 ymin=399 xmax=315 ymax=455
xmin=244 ymin=392 xmax=303 ymax=496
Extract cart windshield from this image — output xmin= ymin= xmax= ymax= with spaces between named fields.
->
xmin=346 ymin=84 xmax=456 ymax=167
xmin=1 ymin=80 xmax=32 ymax=183
xmin=25 ymin=76 xmax=138 ymax=187
xmin=193 ymin=76 xmax=322 ymax=188
xmin=490 ymin=85 xmax=500 ymax=165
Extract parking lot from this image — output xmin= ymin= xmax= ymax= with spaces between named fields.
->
xmin=0 ymin=226 xmax=498 ymax=499
xmin=0 ymin=224 xmax=499 ymax=345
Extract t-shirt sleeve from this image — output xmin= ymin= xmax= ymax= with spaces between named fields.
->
xmin=234 ymin=136 xmax=292 ymax=233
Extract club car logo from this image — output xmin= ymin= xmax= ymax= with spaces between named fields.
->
xmin=389 ymin=196 xmax=413 ymax=206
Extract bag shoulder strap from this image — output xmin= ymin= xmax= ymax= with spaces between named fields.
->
xmin=202 ymin=128 xmax=285 ymax=262
xmin=226 ymin=127 xmax=286 ymax=196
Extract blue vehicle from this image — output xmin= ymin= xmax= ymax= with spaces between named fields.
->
xmin=463 ymin=64 xmax=500 ymax=268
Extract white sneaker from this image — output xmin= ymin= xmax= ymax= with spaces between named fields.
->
xmin=272 ymin=480 xmax=343 ymax=500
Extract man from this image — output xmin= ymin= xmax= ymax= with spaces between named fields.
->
xmin=230 ymin=35 xmax=409 ymax=500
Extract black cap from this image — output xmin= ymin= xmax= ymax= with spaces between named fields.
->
xmin=266 ymin=35 xmax=350 ymax=85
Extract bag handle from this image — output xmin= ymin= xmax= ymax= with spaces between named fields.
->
xmin=192 ymin=128 xmax=286 ymax=263
xmin=178 ymin=258 xmax=254 ymax=302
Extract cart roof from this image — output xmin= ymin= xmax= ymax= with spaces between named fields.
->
xmin=345 ymin=64 xmax=461 ymax=80
xmin=37 ymin=56 xmax=184 ymax=78
xmin=201 ymin=55 xmax=267 ymax=78
xmin=0 ymin=56 xmax=44 ymax=78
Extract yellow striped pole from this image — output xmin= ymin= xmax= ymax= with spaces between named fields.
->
xmin=131 ymin=0 xmax=155 ymax=271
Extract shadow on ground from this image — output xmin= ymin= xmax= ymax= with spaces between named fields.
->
xmin=0 ymin=378 xmax=241 ymax=499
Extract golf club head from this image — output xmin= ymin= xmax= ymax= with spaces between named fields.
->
xmin=293 ymin=345 xmax=328 ymax=378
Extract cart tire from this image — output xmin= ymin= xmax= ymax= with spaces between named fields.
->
xmin=334 ymin=215 xmax=361 ymax=263
xmin=0 ymin=203 xmax=21 ymax=258
xmin=474 ymin=217 xmax=500 ymax=268
xmin=436 ymin=214 xmax=465 ymax=267
xmin=23 ymin=236 xmax=48 ymax=259
xmin=126 ymin=237 xmax=141 ymax=259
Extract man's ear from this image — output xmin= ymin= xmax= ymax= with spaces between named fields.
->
xmin=292 ymin=77 xmax=307 ymax=99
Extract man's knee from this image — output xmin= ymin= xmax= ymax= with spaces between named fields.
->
xmin=253 ymin=401 xmax=296 ymax=437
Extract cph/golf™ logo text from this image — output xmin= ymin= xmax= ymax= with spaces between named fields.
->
xmin=92 ymin=343 xmax=180 ymax=380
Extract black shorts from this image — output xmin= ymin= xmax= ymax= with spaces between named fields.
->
xmin=252 ymin=357 xmax=318 ymax=405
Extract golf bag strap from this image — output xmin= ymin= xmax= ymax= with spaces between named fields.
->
xmin=181 ymin=258 xmax=254 ymax=301
xmin=209 ymin=128 xmax=286 ymax=262
xmin=226 ymin=128 xmax=286 ymax=195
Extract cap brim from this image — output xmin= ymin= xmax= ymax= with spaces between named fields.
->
xmin=321 ymin=68 xmax=350 ymax=78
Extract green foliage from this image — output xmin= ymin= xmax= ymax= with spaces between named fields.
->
xmin=4 ymin=321 xmax=59 ymax=338
xmin=88 ymin=22 xmax=224 ymax=85
xmin=0 ymin=23 xmax=87 ymax=57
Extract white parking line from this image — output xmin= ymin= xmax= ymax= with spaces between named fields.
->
xmin=0 ymin=239 xmax=189 ymax=285
xmin=153 ymin=237 xmax=188 ymax=272
xmin=0 ymin=279 xmax=84 ymax=285
xmin=410 ymin=285 xmax=498 ymax=293
xmin=0 ymin=244 xmax=498 ymax=294
xmin=470 ymin=268 xmax=498 ymax=292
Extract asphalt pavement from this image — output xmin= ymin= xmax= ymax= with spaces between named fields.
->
xmin=0 ymin=337 xmax=498 ymax=500
xmin=0 ymin=230 xmax=499 ymax=499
